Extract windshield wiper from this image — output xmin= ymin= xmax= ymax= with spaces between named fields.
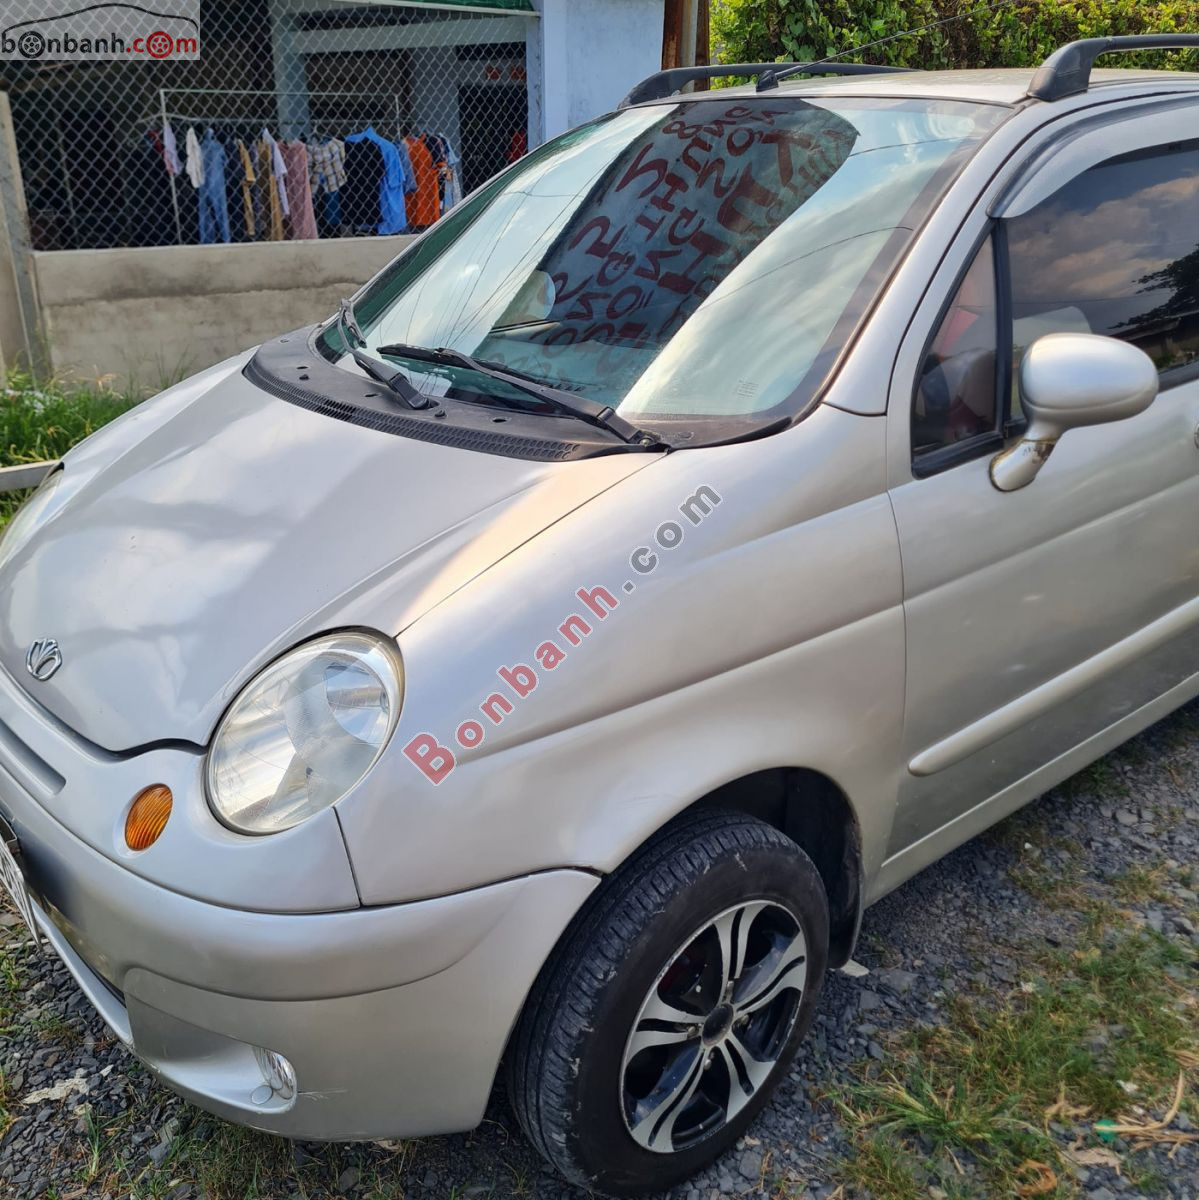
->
xmin=333 ymin=299 xmax=430 ymax=410
xmin=338 ymin=297 xmax=367 ymax=349
xmin=376 ymin=342 xmax=663 ymax=447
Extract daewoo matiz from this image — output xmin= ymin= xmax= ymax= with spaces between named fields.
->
xmin=3 ymin=35 xmax=1199 ymax=1195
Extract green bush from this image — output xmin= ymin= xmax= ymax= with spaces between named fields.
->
xmin=712 ymin=0 xmax=1199 ymax=71
xmin=0 ymin=374 xmax=140 ymax=526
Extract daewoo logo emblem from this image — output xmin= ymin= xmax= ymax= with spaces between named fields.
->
xmin=26 ymin=638 xmax=62 ymax=682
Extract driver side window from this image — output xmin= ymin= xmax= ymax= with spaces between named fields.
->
xmin=912 ymin=236 xmax=1000 ymax=463
xmin=1006 ymin=139 xmax=1199 ymax=380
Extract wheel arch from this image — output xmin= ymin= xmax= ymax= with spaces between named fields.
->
xmin=687 ymin=767 xmax=863 ymax=967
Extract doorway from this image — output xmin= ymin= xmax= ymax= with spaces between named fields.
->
xmin=458 ymin=84 xmax=528 ymax=193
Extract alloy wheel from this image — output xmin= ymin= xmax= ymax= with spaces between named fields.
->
xmin=619 ymin=899 xmax=808 ymax=1154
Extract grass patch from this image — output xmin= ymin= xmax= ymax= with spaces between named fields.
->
xmin=1 ymin=372 xmax=141 ymax=527
xmin=29 ymin=1008 xmax=83 ymax=1047
xmin=0 ymin=937 xmax=25 ymax=1033
xmin=0 ymin=1068 xmax=15 ymax=1144
xmin=1109 ymin=865 xmax=1172 ymax=906
xmin=0 ymin=372 xmax=140 ymax=468
xmin=834 ymin=930 xmax=1198 ymax=1199
xmin=77 ymin=1114 xmax=419 ymax=1200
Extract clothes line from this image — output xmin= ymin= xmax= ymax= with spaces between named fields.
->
xmin=150 ymin=88 xmax=463 ymax=246
xmin=157 ymin=87 xmax=407 ymax=244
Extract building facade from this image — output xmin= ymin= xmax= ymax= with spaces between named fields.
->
xmin=0 ymin=0 xmax=693 ymax=386
xmin=0 ymin=0 xmax=666 ymax=252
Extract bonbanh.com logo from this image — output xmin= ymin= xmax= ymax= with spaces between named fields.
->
xmin=0 ymin=2 xmax=200 ymax=62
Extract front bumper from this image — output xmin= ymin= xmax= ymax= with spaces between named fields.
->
xmin=2 ymin=749 xmax=597 ymax=1140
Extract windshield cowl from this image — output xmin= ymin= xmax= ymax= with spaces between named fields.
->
xmin=247 ymin=327 xmax=679 ymax=462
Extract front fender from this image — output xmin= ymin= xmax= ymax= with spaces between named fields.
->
xmin=337 ymin=405 xmax=905 ymax=904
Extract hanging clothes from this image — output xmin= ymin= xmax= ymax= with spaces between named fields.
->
xmin=162 ymin=120 xmax=181 ymax=176
xmin=425 ymin=133 xmax=450 ymax=209
xmin=394 ymin=136 xmax=418 ymax=209
xmin=260 ymin=128 xmax=289 ymax=217
xmin=255 ymin=137 xmax=285 ymax=241
xmin=197 ymin=129 xmax=231 ymax=244
xmin=321 ymin=188 xmax=342 ymax=234
xmin=184 ymin=126 xmax=205 ymax=189
xmin=129 ymin=130 xmax=175 ymax=245
xmin=443 ymin=138 xmax=464 ymax=210
xmin=344 ymin=127 xmax=415 ymax=235
xmin=309 ymin=137 xmax=346 ymax=195
xmin=281 ymin=141 xmax=318 ymax=239
xmin=236 ymin=140 xmax=260 ymax=240
xmin=404 ymin=134 xmax=441 ymax=229
xmin=309 ymin=137 xmax=346 ymax=236
xmin=342 ymin=135 xmax=385 ymax=233
xmin=218 ymin=130 xmax=244 ymax=242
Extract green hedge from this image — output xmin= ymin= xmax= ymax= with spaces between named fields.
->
xmin=712 ymin=0 xmax=1199 ymax=71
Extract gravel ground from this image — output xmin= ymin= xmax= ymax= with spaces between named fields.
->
xmin=2 ymin=702 xmax=1197 ymax=1200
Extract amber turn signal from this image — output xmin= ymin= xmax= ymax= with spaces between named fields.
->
xmin=125 ymin=785 xmax=172 ymax=851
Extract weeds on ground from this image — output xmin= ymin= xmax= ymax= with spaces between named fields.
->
xmin=1108 ymin=864 xmax=1173 ymax=906
xmin=0 ymin=371 xmax=141 ymax=526
xmin=0 ymin=939 xmax=24 ymax=1034
xmin=70 ymin=1107 xmax=424 ymax=1200
xmin=833 ymin=930 xmax=1198 ymax=1199
xmin=29 ymin=1008 xmax=83 ymax=1047
xmin=0 ymin=371 xmax=140 ymax=467
xmin=0 ymin=1063 xmax=15 ymax=1143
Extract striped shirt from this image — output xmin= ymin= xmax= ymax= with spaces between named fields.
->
xmin=309 ymin=138 xmax=346 ymax=194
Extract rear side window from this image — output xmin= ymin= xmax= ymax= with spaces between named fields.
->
xmin=1005 ymin=140 xmax=1199 ymax=379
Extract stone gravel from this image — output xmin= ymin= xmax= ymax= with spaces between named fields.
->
xmin=2 ymin=701 xmax=1198 ymax=1200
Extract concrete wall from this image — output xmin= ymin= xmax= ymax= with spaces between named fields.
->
xmin=532 ymin=0 xmax=663 ymax=139
xmin=32 ymin=235 xmax=413 ymax=392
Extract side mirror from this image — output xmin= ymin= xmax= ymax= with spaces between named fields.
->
xmin=990 ymin=333 xmax=1158 ymax=492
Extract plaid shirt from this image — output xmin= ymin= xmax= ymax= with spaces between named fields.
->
xmin=309 ymin=138 xmax=346 ymax=194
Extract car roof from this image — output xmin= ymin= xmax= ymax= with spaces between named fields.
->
xmin=690 ymin=67 xmax=1199 ymax=107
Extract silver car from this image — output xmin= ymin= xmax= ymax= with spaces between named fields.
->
xmin=3 ymin=35 xmax=1199 ymax=1196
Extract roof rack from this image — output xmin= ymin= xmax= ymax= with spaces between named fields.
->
xmin=1028 ymin=34 xmax=1199 ymax=101
xmin=619 ymin=62 xmax=911 ymax=108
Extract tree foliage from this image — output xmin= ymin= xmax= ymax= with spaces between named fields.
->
xmin=711 ymin=0 xmax=1199 ymax=71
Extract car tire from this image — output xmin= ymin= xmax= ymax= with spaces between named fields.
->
xmin=507 ymin=808 xmax=829 ymax=1196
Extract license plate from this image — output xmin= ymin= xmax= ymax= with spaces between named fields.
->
xmin=0 ymin=828 xmax=41 ymax=949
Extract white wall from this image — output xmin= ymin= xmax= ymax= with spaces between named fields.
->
xmin=530 ymin=0 xmax=663 ymax=140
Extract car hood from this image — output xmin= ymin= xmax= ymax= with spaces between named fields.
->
xmin=0 ymin=355 xmax=655 ymax=752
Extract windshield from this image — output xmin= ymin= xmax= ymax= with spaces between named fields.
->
xmin=325 ymin=94 xmax=1005 ymax=428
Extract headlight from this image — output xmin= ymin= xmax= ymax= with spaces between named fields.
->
xmin=0 ymin=467 xmax=63 ymax=572
xmin=207 ymin=632 xmax=403 ymax=835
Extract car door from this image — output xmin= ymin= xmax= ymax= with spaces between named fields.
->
xmin=881 ymin=99 xmax=1199 ymax=876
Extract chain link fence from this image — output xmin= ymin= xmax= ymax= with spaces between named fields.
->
xmin=0 ymin=1 xmax=537 ymax=251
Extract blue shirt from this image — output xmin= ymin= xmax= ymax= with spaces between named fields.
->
xmin=344 ymin=128 xmax=417 ymax=235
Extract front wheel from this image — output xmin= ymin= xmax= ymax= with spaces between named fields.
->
xmin=507 ymin=809 xmax=829 ymax=1196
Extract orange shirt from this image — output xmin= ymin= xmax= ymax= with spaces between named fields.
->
xmin=404 ymin=136 xmax=441 ymax=228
